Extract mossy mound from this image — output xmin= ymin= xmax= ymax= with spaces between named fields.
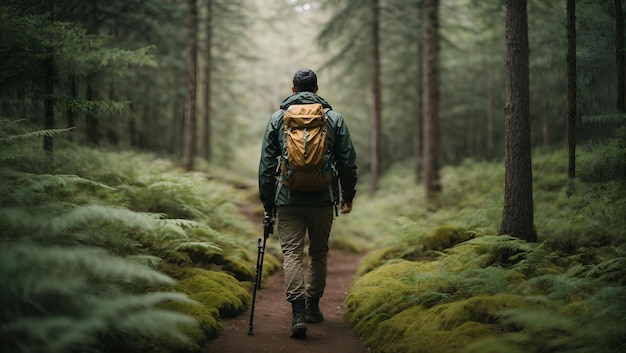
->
xmin=346 ymin=260 xmax=427 ymax=337
xmin=356 ymin=291 xmax=544 ymax=353
xmin=356 ymin=246 xmax=405 ymax=276
xmin=330 ymin=236 xmax=365 ymax=253
xmin=421 ymin=225 xmax=473 ymax=251
xmin=346 ymin=236 xmax=561 ymax=353
xmin=176 ymin=269 xmax=251 ymax=318
xmin=181 ymin=248 xmax=256 ymax=281
xmin=157 ymin=300 xmax=221 ymax=352
xmin=348 ymin=232 xmax=626 ymax=352
xmin=443 ymin=235 xmax=537 ymax=270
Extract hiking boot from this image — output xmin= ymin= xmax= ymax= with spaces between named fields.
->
xmin=290 ymin=299 xmax=307 ymax=338
xmin=305 ymin=297 xmax=324 ymax=323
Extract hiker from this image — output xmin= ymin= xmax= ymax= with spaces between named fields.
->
xmin=258 ymin=68 xmax=358 ymax=338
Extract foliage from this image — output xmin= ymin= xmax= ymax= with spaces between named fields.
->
xmin=0 ymin=121 xmax=269 ymax=352
xmin=577 ymin=126 xmax=626 ymax=183
xmin=345 ymin=135 xmax=626 ymax=353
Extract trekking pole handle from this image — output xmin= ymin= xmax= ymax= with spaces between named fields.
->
xmin=263 ymin=212 xmax=274 ymax=239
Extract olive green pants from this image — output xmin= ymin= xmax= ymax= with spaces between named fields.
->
xmin=277 ymin=205 xmax=334 ymax=302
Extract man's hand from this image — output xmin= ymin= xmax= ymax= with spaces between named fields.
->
xmin=340 ymin=199 xmax=353 ymax=214
xmin=263 ymin=211 xmax=274 ymax=238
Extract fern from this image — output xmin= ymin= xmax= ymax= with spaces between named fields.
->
xmin=0 ymin=242 xmax=196 ymax=353
xmin=172 ymin=241 xmax=222 ymax=252
xmin=0 ymin=127 xmax=74 ymax=144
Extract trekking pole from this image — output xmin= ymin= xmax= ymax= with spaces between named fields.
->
xmin=247 ymin=211 xmax=273 ymax=335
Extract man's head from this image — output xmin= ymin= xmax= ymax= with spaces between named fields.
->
xmin=292 ymin=68 xmax=318 ymax=93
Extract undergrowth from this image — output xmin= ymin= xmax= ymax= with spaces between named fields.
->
xmin=344 ymin=129 xmax=626 ymax=353
xmin=0 ymin=120 xmax=274 ymax=353
xmin=3 ymin=117 xmax=624 ymax=353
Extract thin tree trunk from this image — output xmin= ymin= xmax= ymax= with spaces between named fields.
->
xmin=86 ymin=81 xmax=100 ymax=146
xmin=567 ymin=0 xmax=577 ymax=178
xmin=66 ymin=75 xmax=76 ymax=142
xmin=542 ymin=108 xmax=549 ymax=149
xmin=129 ymin=115 xmax=138 ymax=147
xmin=171 ymin=100 xmax=183 ymax=156
xmin=202 ymin=0 xmax=213 ymax=161
xmin=369 ymin=0 xmax=382 ymax=193
xmin=86 ymin=0 xmax=100 ymax=146
xmin=487 ymin=69 xmax=494 ymax=160
xmin=184 ymin=0 xmax=199 ymax=171
xmin=499 ymin=0 xmax=536 ymax=242
xmin=414 ymin=25 xmax=423 ymax=183
xmin=43 ymin=0 xmax=55 ymax=152
xmin=422 ymin=0 xmax=441 ymax=201
xmin=616 ymin=0 xmax=625 ymax=112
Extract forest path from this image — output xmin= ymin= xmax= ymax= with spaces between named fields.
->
xmin=205 ymin=198 xmax=370 ymax=352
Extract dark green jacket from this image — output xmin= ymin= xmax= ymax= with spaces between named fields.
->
xmin=258 ymin=92 xmax=357 ymax=210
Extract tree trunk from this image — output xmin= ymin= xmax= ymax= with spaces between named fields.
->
xmin=567 ymin=0 xmax=577 ymax=178
xmin=184 ymin=0 xmax=198 ymax=171
xmin=422 ymin=0 xmax=441 ymax=201
xmin=414 ymin=20 xmax=423 ymax=183
xmin=43 ymin=51 xmax=55 ymax=152
xmin=487 ymin=69 xmax=494 ymax=160
xmin=616 ymin=0 xmax=625 ymax=112
xmin=202 ymin=0 xmax=213 ymax=161
xmin=369 ymin=0 xmax=382 ymax=193
xmin=43 ymin=0 xmax=55 ymax=152
xmin=86 ymin=82 xmax=100 ymax=146
xmin=499 ymin=0 xmax=536 ymax=242
xmin=85 ymin=0 xmax=100 ymax=146
xmin=66 ymin=75 xmax=77 ymax=142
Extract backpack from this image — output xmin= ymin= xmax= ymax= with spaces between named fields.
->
xmin=278 ymin=103 xmax=333 ymax=192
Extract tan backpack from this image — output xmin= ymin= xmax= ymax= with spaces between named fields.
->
xmin=279 ymin=103 xmax=333 ymax=192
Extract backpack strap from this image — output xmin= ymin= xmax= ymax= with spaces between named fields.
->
xmin=323 ymin=108 xmax=342 ymax=216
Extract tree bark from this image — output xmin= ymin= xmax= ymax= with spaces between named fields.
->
xmin=43 ymin=0 xmax=55 ymax=152
xmin=487 ymin=69 xmax=494 ymax=160
xmin=369 ymin=0 xmax=382 ymax=193
xmin=499 ymin=0 xmax=536 ymax=242
xmin=616 ymin=0 xmax=625 ymax=112
xmin=86 ymin=81 xmax=100 ymax=146
xmin=202 ymin=0 xmax=213 ymax=161
xmin=567 ymin=0 xmax=577 ymax=178
xmin=414 ymin=22 xmax=423 ymax=183
xmin=66 ymin=75 xmax=76 ymax=142
xmin=422 ymin=0 xmax=441 ymax=201
xmin=85 ymin=0 xmax=101 ymax=146
xmin=184 ymin=0 xmax=199 ymax=171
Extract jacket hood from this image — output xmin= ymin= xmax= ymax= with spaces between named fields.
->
xmin=279 ymin=92 xmax=333 ymax=110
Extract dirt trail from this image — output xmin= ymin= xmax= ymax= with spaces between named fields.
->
xmin=206 ymin=203 xmax=370 ymax=352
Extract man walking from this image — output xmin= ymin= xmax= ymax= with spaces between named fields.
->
xmin=258 ymin=68 xmax=358 ymax=338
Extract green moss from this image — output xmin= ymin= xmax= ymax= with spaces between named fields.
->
xmin=181 ymin=249 xmax=255 ymax=281
xmin=422 ymin=226 xmax=473 ymax=251
xmin=157 ymin=300 xmax=221 ymax=352
xmin=356 ymin=246 xmax=405 ymax=276
xmin=433 ymin=294 xmax=540 ymax=330
xmin=347 ymin=249 xmax=549 ymax=353
xmin=346 ymin=260 xmax=421 ymax=336
xmin=562 ymin=300 xmax=592 ymax=318
xmin=364 ymin=306 xmax=424 ymax=350
xmin=329 ymin=237 xmax=364 ymax=253
xmin=360 ymin=294 xmax=542 ymax=353
xmin=176 ymin=270 xmax=251 ymax=318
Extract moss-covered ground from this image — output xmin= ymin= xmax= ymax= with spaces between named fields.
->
xmin=338 ymin=131 xmax=626 ymax=352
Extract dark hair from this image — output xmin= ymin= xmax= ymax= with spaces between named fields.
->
xmin=292 ymin=69 xmax=317 ymax=92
